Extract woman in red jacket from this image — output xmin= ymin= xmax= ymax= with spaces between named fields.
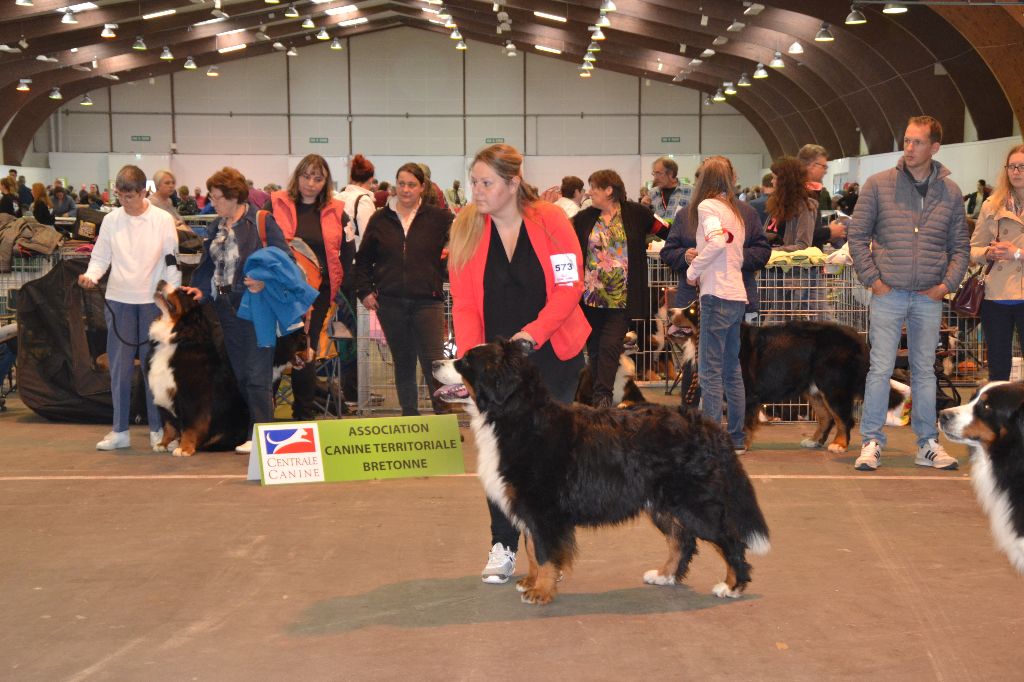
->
xmin=271 ymin=154 xmax=347 ymax=420
xmin=448 ymin=143 xmax=589 ymax=585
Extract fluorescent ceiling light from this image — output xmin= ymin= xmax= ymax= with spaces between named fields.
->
xmin=54 ymin=3 xmax=96 ymax=12
xmin=882 ymin=3 xmax=907 ymax=14
xmin=422 ymin=7 xmax=439 ymax=14
xmin=211 ymin=9 xmax=229 ymax=19
xmin=217 ymin=28 xmax=246 ymax=37
xmin=143 ymin=9 xmax=176 ymax=20
xmin=533 ymin=11 xmax=567 ymax=23
xmin=700 ymin=48 xmax=715 ymax=58
xmin=535 ymin=44 xmax=562 ymax=54
xmin=272 ymin=41 xmax=286 ymax=50
xmin=16 ymin=0 xmax=34 ymax=7
xmin=325 ymin=5 xmax=357 ymax=15
xmin=727 ymin=20 xmax=745 ymax=32
xmin=712 ymin=36 xmax=728 ymax=46
xmin=338 ymin=17 xmax=368 ymax=27
xmin=218 ymin=43 xmax=247 ymax=54
xmin=100 ymin=73 xmax=119 ymax=81
xmin=742 ymin=3 xmax=765 ymax=16
xmin=428 ymin=19 xmax=446 ymax=26
xmin=266 ymin=0 xmax=280 ymax=4
xmin=36 ymin=54 xmax=59 ymax=62
xmin=193 ymin=17 xmax=227 ymax=27
xmin=71 ymin=64 xmax=91 ymax=72
xmin=688 ymin=58 xmax=703 ymax=66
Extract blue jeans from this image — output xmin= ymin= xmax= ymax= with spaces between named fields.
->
xmin=698 ymin=295 xmax=746 ymax=447
xmin=104 ymin=300 xmax=161 ymax=432
xmin=860 ymin=289 xmax=942 ymax=447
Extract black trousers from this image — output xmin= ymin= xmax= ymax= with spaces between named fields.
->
xmin=290 ymin=283 xmax=331 ymax=420
xmin=581 ymin=305 xmax=631 ymax=406
xmin=981 ymin=298 xmax=1024 ymax=381
xmin=374 ymin=296 xmax=446 ymax=416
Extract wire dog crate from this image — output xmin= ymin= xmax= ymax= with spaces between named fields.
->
xmin=0 ymin=253 xmax=59 ymax=324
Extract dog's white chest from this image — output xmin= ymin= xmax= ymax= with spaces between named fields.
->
xmin=970 ymin=447 xmax=1024 ymax=573
xmin=470 ymin=412 xmax=520 ymax=528
xmin=147 ymin=317 xmax=177 ymax=416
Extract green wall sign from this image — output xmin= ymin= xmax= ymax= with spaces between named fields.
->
xmin=661 ymin=136 xmax=681 ymax=143
xmin=309 ymin=136 xmax=329 ymax=144
xmin=130 ymin=135 xmax=151 ymax=142
xmin=485 ymin=137 xmax=505 ymax=143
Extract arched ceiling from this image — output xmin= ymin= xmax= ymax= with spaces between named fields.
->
xmin=2 ymin=0 xmax=1020 ymax=164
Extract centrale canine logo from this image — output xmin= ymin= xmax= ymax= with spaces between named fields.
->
xmin=262 ymin=427 xmax=318 ymax=455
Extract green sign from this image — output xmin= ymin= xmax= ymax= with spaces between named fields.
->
xmin=309 ymin=136 xmax=329 ymax=144
xmin=130 ymin=135 xmax=151 ymax=142
xmin=249 ymin=415 xmax=464 ymax=485
xmin=485 ymin=137 xmax=505 ymax=143
xmin=661 ymin=136 xmax=681 ymax=143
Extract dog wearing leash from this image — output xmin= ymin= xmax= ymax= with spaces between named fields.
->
xmin=433 ymin=338 xmax=770 ymax=605
xmin=939 ymin=381 xmax=1024 ymax=574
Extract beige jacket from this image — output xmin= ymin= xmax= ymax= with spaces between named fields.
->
xmin=970 ymin=196 xmax=1024 ymax=301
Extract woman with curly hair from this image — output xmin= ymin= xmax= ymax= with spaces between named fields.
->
xmin=767 ymin=155 xmax=823 ymax=320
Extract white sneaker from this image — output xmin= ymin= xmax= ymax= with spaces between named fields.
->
xmin=481 ymin=543 xmax=516 ymax=584
xmin=915 ymin=438 xmax=958 ymax=470
xmin=235 ymin=440 xmax=252 ymax=455
xmin=96 ymin=431 xmax=130 ymax=451
xmin=855 ymin=440 xmax=881 ymax=471
xmin=149 ymin=430 xmax=164 ymax=448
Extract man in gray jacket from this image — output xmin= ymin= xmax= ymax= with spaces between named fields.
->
xmin=847 ymin=115 xmax=969 ymax=472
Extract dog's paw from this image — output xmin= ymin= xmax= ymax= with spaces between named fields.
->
xmin=515 ymin=577 xmax=534 ymax=593
xmin=827 ymin=442 xmax=848 ymax=453
xmin=711 ymin=582 xmax=742 ymax=599
xmin=800 ymin=438 xmax=822 ymax=449
xmin=152 ymin=444 xmax=169 ymax=453
xmin=643 ymin=569 xmax=676 ymax=586
xmin=172 ymin=447 xmax=195 ymax=457
xmin=520 ymin=587 xmax=555 ymax=605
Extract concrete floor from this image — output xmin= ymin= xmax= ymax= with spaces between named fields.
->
xmin=2 ymin=391 xmax=1022 ymax=682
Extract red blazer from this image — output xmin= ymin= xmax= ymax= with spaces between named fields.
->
xmin=270 ymin=190 xmax=346 ymax=300
xmin=449 ymin=201 xmax=590 ymax=360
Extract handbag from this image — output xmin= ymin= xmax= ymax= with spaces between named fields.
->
xmin=951 ymin=261 xmax=994 ymax=317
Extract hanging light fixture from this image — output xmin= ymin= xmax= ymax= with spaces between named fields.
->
xmin=845 ymin=5 xmax=867 ymax=25
xmin=15 ymin=0 xmax=34 ymax=6
xmin=301 ymin=17 xmax=315 ymax=29
xmin=712 ymin=88 xmax=726 ymax=102
xmin=16 ymin=79 xmax=31 ymax=92
xmin=160 ymin=46 xmax=173 ymax=60
xmin=184 ymin=56 xmax=197 ymax=69
xmin=587 ymin=41 xmax=600 ymax=52
xmin=703 ymin=95 xmax=712 ymax=106
xmin=330 ymin=37 xmax=343 ymax=50
xmin=815 ymin=22 xmax=835 ymax=42
xmin=582 ymin=61 xmax=594 ymax=70
xmin=583 ymin=52 xmax=596 ymax=62
xmin=80 ymin=95 xmax=94 ymax=106
xmin=882 ymin=3 xmax=907 ymax=14
xmin=769 ymin=51 xmax=785 ymax=68
xmin=316 ymin=28 xmax=329 ymax=40
xmin=133 ymin=36 xmax=147 ymax=50
xmin=788 ymin=41 xmax=803 ymax=54
xmin=455 ymin=40 xmax=467 ymax=50
xmin=700 ymin=48 xmax=716 ymax=58
xmin=591 ymin=27 xmax=606 ymax=40
xmin=753 ymin=63 xmax=768 ymax=78
xmin=62 ymin=9 xmax=78 ymax=24
xmin=738 ymin=73 xmax=752 ymax=87
xmin=207 ymin=66 xmax=219 ymax=77
xmin=450 ymin=28 xmax=462 ymax=40
xmin=601 ymin=0 xmax=616 ymax=11
xmin=101 ymin=24 xmax=117 ymax=39
xmin=49 ymin=87 xmax=62 ymax=100
xmin=285 ymin=5 xmax=299 ymax=18
xmin=579 ymin=70 xmax=591 ymax=79
xmin=723 ymin=81 xmax=737 ymax=95
xmin=595 ymin=12 xmax=611 ymax=28
xmin=286 ymin=46 xmax=298 ymax=56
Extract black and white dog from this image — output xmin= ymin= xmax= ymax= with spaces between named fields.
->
xmin=433 ymin=338 xmax=770 ymax=605
xmin=575 ymin=330 xmax=647 ymax=407
xmin=940 ymin=381 xmax=1024 ymax=574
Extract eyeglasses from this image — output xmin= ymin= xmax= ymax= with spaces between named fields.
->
xmin=1006 ymin=164 xmax=1024 ymax=173
xmin=812 ymin=161 xmax=828 ymax=171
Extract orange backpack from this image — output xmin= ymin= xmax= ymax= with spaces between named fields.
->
xmin=255 ymin=209 xmax=323 ymax=291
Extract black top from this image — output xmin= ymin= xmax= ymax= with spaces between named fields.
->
xmin=295 ymin=201 xmax=328 ymax=282
xmin=483 ymin=221 xmax=581 ymax=399
xmin=32 ymin=201 xmax=54 ymax=226
xmin=0 ymin=194 xmax=22 ymax=218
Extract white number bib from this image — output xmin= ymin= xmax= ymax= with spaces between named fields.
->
xmin=550 ymin=253 xmax=578 ymax=285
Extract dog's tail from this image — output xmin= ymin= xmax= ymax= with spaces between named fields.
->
xmin=724 ymin=456 xmax=771 ymax=556
xmin=885 ymin=379 xmax=912 ymax=427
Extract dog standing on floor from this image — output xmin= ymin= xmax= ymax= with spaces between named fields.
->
xmin=939 ymin=381 xmax=1024 ymax=574
xmin=433 ymin=338 xmax=770 ymax=605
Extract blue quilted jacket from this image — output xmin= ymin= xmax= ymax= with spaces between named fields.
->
xmin=238 ymin=246 xmax=319 ymax=348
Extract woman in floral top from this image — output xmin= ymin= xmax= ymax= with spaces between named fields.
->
xmin=573 ymin=169 xmax=664 ymax=407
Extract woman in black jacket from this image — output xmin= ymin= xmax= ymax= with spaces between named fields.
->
xmin=352 ymin=162 xmax=453 ymax=416
xmin=572 ymin=169 xmax=664 ymax=407
xmin=30 ymin=183 xmax=55 ymax=226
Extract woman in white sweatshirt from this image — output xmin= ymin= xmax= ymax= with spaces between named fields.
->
xmin=685 ymin=156 xmax=748 ymax=453
xmin=79 ymin=165 xmax=180 ymax=451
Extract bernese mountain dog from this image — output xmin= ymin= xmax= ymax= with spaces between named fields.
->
xmin=668 ymin=306 xmax=910 ymax=452
xmin=940 ymin=381 xmax=1024 ymax=574
xmin=432 ymin=338 xmax=770 ymax=605
xmin=574 ymin=330 xmax=647 ymax=407
xmin=147 ymin=282 xmax=313 ymax=456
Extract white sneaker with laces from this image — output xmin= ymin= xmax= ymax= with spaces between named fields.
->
xmin=150 ymin=430 xmax=164 ymax=449
xmin=855 ymin=440 xmax=881 ymax=471
xmin=96 ymin=431 xmax=130 ymax=451
xmin=235 ymin=440 xmax=252 ymax=455
xmin=914 ymin=438 xmax=958 ymax=470
xmin=481 ymin=543 xmax=517 ymax=584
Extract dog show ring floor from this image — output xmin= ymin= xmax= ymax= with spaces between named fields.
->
xmin=1 ymin=391 xmax=1022 ymax=681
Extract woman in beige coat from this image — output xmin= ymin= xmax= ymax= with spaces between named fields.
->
xmin=970 ymin=143 xmax=1024 ymax=381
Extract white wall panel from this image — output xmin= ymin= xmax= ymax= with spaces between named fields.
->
xmin=465 ymin=117 xmax=524 ymax=154
xmin=291 ymin=116 xmax=349 ymax=157
xmin=465 ymin=39 xmax=524 ymax=116
xmin=111 ymin=76 xmax=171 ymax=113
xmin=642 ymin=79 xmax=702 ymax=115
xmin=524 ymin=156 xmax=644 ymax=199
xmin=168 ymin=155 xmax=291 ymax=193
xmin=534 ymin=115 xmax=637 ymax=155
xmin=289 ymin=42 xmax=349 ymax=116
xmin=349 ymin=28 xmax=462 ymax=116
xmin=174 ymin=114 xmax=288 ymax=155
xmin=701 ymin=114 xmax=769 ymax=156
xmin=111 ymin=114 xmax=172 ymax=154
xmin=49 ymin=152 xmax=110 ymax=189
xmin=61 ymin=113 xmax=110 ymax=154
xmin=173 ymin=52 xmax=287 ymax=115
xmin=640 ymin=116 xmax=700 ymax=155
xmin=526 ymin=54 xmax=638 ymax=116
xmin=352 ymin=116 xmax=462 ymax=156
